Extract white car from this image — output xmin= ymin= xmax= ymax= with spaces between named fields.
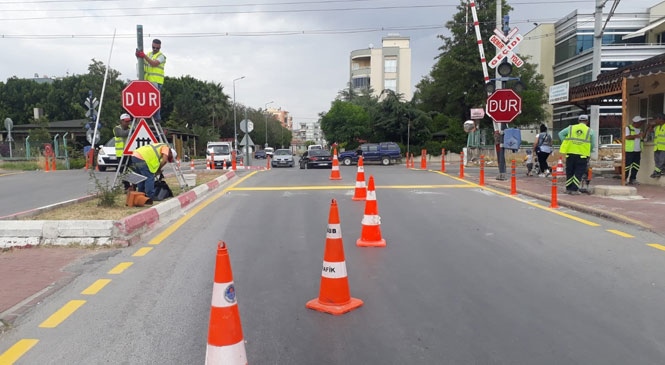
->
xmin=271 ymin=149 xmax=294 ymax=167
xmin=96 ymin=138 xmax=119 ymax=172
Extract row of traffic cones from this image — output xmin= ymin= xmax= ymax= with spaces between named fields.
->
xmin=206 ymin=180 xmax=387 ymax=363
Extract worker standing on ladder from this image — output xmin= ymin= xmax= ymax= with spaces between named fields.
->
xmin=135 ymin=39 xmax=166 ymax=124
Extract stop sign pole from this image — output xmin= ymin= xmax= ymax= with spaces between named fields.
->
xmin=485 ymin=89 xmax=522 ymax=123
xmin=122 ymin=81 xmax=161 ymax=118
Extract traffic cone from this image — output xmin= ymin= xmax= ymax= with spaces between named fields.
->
xmin=357 ymin=175 xmax=386 ymax=247
xmin=223 ymin=159 xmax=227 ymax=170
xmin=206 ymin=241 xmax=248 ymax=364
xmin=306 ymin=199 xmax=363 ymax=315
xmin=330 ymin=148 xmax=342 ymax=180
xmin=44 ymin=155 xmax=50 ymax=172
xmin=190 ymin=159 xmax=195 ymax=171
xmin=126 ymin=191 xmax=151 ymax=207
xmin=351 ymin=156 xmax=367 ymax=201
xmin=206 ymin=157 xmax=211 ymax=170
xmin=267 ymin=155 xmax=271 ymax=170
xmin=556 ymin=156 xmax=564 ymax=176
xmin=51 ymin=154 xmax=57 ymax=171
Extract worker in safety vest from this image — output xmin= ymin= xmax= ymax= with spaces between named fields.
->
xmin=131 ymin=143 xmax=175 ymax=200
xmin=558 ymin=114 xmax=595 ymax=195
xmin=114 ymin=113 xmax=132 ymax=172
xmin=624 ymin=116 xmax=647 ymax=185
xmin=135 ymin=39 xmax=166 ymax=122
xmin=644 ymin=112 xmax=665 ymax=178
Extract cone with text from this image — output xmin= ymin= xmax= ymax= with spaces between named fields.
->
xmin=351 ymin=156 xmax=367 ymax=201
xmin=556 ymin=156 xmax=564 ymax=177
xmin=357 ymin=175 xmax=386 ymax=247
xmin=330 ymin=148 xmax=342 ymax=180
xmin=306 ymin=199 xmax=363 ymax=315
xmin=206 ymin=241 xmax=247 ymax=365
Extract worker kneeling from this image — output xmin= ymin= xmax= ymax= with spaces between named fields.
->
xmin=130 ymin=143 xmax=176 ymax=202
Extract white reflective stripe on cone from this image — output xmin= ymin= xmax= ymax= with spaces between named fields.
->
xmin=205 ymin=341 xmax=247 ymax=365
xmin=321 ymin=260 xmax=348 ymax=279
xmin=366 ymin=190 xmax=376 ymax=200
xmin=361 ymin=214 xmax=381 ymax=226
xmin=326 ymin=223 xmax=342 ymax=239
xmin=211 ymin=281 xmax=236 ymax=308
xmin=355 ymin=181 xmax=366 ymax=188
xmin=357 ymin=166 xmax=364 ymax=172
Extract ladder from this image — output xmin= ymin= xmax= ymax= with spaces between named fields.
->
xmin=112 ymin=117 xmax=188 ymax=192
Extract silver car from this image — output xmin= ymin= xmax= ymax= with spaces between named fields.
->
xmin=271 ymin=149 xmax=294 ymax=168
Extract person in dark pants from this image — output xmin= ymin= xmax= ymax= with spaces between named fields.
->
xmin=130 ymin=143 xmax=175 ymax=201
xmin=558 ymin=114 xmax=595 ymax=195
xmin=533 ymin=123 xmax=553 ymax=176
xmin=625 ymin=116 xmax=647 ymax=185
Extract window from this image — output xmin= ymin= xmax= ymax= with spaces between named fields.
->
xmin=352 ymin=77 xmax=370 ymax=89
xmin=384 ymin=79 xmax=396 ymax=92
xmin=384 ymin=58 xmax=397 ymax=73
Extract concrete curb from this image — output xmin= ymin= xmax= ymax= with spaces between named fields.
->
xmin=0 ymin=171 xmax=236 ymax=248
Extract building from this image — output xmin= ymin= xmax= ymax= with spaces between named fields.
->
xmin=350 ymin=34 xmax=412 ymax=101
xmin=519 ymin=2 xmax=665 ymax=139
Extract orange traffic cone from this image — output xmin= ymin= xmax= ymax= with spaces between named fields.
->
xmin=206 ymin=241 xmax=247 ymax=364
xmin=190 ymin=159 xmax=195 ymax=171
xmin=357 ymin=175 xmax=386 ymax=247
xmin=306 ymin=199 xmax=363 ymax=315
xmin=44 ymin=155 xmax=50 ymax=172
xmin=126 ymin=191 xmax=152 ymax=207
xmin=351 ymin=156 xmax=367 ymax=201
xmin=556 ymin=156 xmax=564 ymax=177
xmin=206 ymin=157 xmax=211 ymax=170
xmin=267 ymin=155 xmax=271 ymax=170
xmin=330 ymin=148 xmax=342 ymax=180
xmin=223 ymin=159 xmax=227 ymax=170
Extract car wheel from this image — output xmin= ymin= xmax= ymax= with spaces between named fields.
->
xmin=98 ymin=166 xmax=107 ymax=172
xmin=381 ymin=156 xmax=391 ymax=166
xmin=343 ymin=157 xmax=352 ymax=166
xmin=299 ymin=162 xmax=305 ymax=169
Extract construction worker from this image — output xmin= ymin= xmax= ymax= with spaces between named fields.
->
xmin=644 ymin=112 xmax=665 ymax=178
xmin=624 ymin=116 xmax=647 ymax=185
xmin=558 ymin=114 xmax=595 ymax=195
xmin=130 ymin=143 xmax=175 ymax=201
xmin=135 ymin=39 xmax=166 ymax=122
xmin=114 ymin=113 xmax=132 ymax=172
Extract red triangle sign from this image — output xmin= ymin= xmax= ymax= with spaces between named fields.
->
xmin=122 ymin=118 xmax=159 ymax=155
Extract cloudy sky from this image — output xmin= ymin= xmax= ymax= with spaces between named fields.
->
xmin=0 ymin=0 xmax=658 ymax=125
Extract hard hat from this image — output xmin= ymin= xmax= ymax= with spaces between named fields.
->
xmin=120 ymin=113 xmax=131 ymax=121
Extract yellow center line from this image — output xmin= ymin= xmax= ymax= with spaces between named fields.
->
xmin=38 ymin=300 xmax=86 ymax=328
xmin=81 ymin=279 xmax=111 ymax=295
xmin=133 ymin=247 xmax=153 ymax=256
xmin=647 ymin=244 xmax=665 ymax=251
xmin=229 ymin=184 xmax=473 ymax=191
xmin=607 ymin=229 xmax=634 ymax=238
xmin=108 ymin=262 xmax=133 ymax=274
xmin=0 ymin=339 xmax=39 ymax=363
xmin=149 ymin=171 xmax=259 ymax=245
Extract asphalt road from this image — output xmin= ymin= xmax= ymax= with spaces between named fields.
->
xmin=3 ymin=165 xmax=665 ymax=364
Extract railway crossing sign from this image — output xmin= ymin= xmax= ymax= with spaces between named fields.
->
xmin=488 ymin=28 xmax=524 ymax=69
xmin=123 ymin=118 xmax=159 ymax=155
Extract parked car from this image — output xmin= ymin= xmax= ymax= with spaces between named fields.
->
xmin=272 ymin=149 xmax=294 ymax=167
xmin=299 ymin=149 xmax=333 ymax=169
xmin=96 ymin=138 xmax=119 ymax=172
xmin=206 ymin=142 xmax=233 ymax=168
xmin=339 ymin=142 xmax=402 ymax=166
xmin=254 ymin=150 xmax=266 ymax=159
xmin=264 ymin=147 xmax=274 ymax=158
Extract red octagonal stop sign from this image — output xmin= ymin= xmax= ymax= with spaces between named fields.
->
xmin=122 ymin=81 xmax=160 ymax=118
xmin=486 ymin=89 xmax=522 ymax=123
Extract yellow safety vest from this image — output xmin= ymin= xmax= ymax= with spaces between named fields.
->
xmin=135 ymin=143 xmax=167 ymax=173
xmin=113 ymin=125 xmax=126 ymax=157
xmin=625 ymin=125 xmax=642 ymax=152
xmin=560 ymin=123 xmax=591 ymax=156
xmin=655 ymin=124 xmax=665 ymax=151
xmin=145 ymin=51 xmax=165 ymax=85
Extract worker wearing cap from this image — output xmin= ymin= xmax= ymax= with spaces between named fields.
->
xmin=644 ymin=112 xmax=665 ymax=178
xmin=558 ymin=114 xmax=595 ymax=195
xmin=131 ymin=143 xmax=175 ymax=201
xmin=625 ymin=116 xmax=647 ymax=185
xmin=114 ymin=113 xmax=131 ymax=161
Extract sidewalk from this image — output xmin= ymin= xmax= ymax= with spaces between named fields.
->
xmin=3 ymin=162 xmax=665 ymax=331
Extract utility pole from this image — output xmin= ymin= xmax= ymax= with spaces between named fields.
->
xmin=590 ymin=0 xmax=608 ymax=161
xmin=495 ymin=0 xmax=507 ymax=180
xmin=233 ymin=76 xmax=245 ymax=149
xmin=264 ymin=101 xmax=274 ymax=148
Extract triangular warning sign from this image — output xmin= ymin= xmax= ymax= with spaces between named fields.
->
xmin=239 ymin=134 xmax=254 ymax=146
xmin=123 ymin=118 xmax=159 ymax=155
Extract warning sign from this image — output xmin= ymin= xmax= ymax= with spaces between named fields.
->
xmin=122 ymin=118 xmax=159 ymax=155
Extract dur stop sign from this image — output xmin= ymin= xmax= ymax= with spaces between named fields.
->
xmin=122 ymin=81 xmax=161 ymax=118
xmin=486 ymin=89 xmax=522 ymax=123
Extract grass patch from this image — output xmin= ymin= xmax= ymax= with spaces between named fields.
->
xmin=27 ymin=171 xmax=227 ymax=220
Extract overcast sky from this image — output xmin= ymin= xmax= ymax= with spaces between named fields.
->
xmin=0 ymin=0 xmax=658 ymax=125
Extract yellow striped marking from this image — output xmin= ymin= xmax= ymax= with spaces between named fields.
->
xmin=0 ymin=339 xmax=39 ymax=363
xmin=39 ymin=300 xmax=86 ymax=328
xmin=229 ymin=184 xmax=472 ymax=191
xmin=647 ymin=244 xmax=665 ymax=251
xmin=133 ymin=247 xmax=153 ymax=256
xmin=149 ymin=171 xmax=259 ymax=245
xmin=108 ymin=262 xmax=133 ymax=274
xmin=81 ymin=279 xmax=111 ymax=295
xmin=607 ymin=229 xmax=634 ymax=238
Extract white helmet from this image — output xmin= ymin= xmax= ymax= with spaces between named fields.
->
xmin=120 ymin=113 xmax=131 ymax=121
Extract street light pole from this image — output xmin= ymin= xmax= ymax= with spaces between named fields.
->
xmin=232 ymin=76 xmax=245 ymax=150
xmin=264 ymin=100 xmax=274 ymax=148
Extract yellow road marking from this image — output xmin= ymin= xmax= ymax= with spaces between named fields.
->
xmin=229 ymin=184 xmax=472 ymax=191
xmin=607 ymin=229 xmax=634 ymax=238
xmin=133 ymin=247 xmax=153 ymax=256
xmin=81 ymin=279 xmax=111 ymax=295
xmin=647 ymin=244 xmax=665 ymax=251
xmin=38 ymin=300 xmax=86 ymax=328
xmin=0 ymin=339 xmax=39 ymax=363
xmin=108 ymin=262 xmax=133 ymax=274
xmin=149 ymin=171 xmax=259 ymax=245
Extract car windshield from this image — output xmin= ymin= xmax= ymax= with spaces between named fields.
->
xmin=275 ymin=149 xmax=290 ymax=156
xmin=208 ymin=146 xmax=230 ymax=154
xmin=309 ymin=149 xmax=330 ymax=157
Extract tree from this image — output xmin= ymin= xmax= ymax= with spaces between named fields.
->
xmin=320 ymin=100 xmax=370 ymax=149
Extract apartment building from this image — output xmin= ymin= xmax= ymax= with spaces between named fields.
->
xmin=349 ymin=34 xmax=412 ymax=101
